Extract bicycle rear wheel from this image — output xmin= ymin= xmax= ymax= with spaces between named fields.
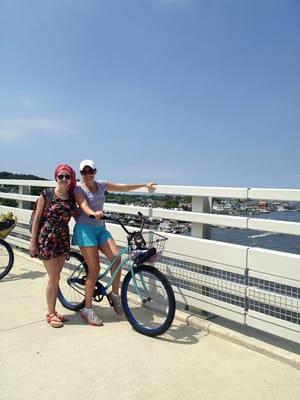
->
xmin=0 ymin=238 xmax=14 ymax=280
xmin=121 ymin=265 xmax=176 ymax=337
xmin=58 ymin=251 xmax=87 ymax=311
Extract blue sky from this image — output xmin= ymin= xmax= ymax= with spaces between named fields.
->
xmin=0 ymin=0 xmax=300 ymax=188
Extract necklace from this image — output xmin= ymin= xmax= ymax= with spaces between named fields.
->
xmin=55 ymin=188 xmax=69 ymax=200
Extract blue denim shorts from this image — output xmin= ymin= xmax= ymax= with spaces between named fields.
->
xmin=72 ymin=224 xmax=112 ymax=247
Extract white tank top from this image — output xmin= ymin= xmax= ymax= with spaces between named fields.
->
xmin=75 ymin=181 xmax=106 ymax=226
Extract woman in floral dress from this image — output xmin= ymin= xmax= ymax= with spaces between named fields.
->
xmin=29 ymin=164 xmax=77 ymax=328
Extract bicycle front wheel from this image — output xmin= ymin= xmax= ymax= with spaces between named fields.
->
xmin=0 ymin=238 xmax=14 ymax=280
xmin=121 ymin=265 xmax=176 ymax=337
xmin=58 ymin=251 xmax=87 ymax=311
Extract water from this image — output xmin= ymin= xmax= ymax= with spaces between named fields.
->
xmin=211 ymin=211 xmax=300 ymax=255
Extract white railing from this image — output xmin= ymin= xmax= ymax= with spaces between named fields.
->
xmin=0 ymin=180 xmax=299 ymax=344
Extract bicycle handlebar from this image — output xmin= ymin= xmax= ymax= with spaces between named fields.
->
xmin=89 ymin=212 xmax=145 ymax=236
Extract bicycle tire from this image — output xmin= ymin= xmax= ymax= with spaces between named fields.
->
xmin=0 ymin=238 xmax=14 ymax=280
xmin=121 ymin=265 xmax=176 ymax=337
xmin=58 ymin=251 xmax=87 ymax=311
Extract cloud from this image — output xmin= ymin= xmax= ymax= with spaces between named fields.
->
xmin=0 ymin=117 xmax=77 ymax=140
xmin=0 ymin=128 xmax=19 ymax=139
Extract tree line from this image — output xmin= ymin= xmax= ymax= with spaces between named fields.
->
xmin=0 ymin=171 xmax=192 ymax=210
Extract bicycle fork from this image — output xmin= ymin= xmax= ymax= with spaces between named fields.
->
xmin=129 ymin=265 xmax=152 ymax=304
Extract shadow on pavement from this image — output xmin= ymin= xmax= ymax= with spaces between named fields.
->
xmin=62 ymin=304 xmax=125 ymax=326
xmin=61 ymin=306 xmax=204 ymax=345
xmin=212 ymin=316 xmax=300 ymax=355
xmin=154 ymin=323 xmax=207 ymax=345
xmin=1 ymin=268 xmax=45 ymax=282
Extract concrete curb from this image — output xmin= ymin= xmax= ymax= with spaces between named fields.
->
xmin=174 ymin=309 xmax=300 ymax=371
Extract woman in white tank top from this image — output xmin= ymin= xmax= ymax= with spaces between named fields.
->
xmin=73 ymin=159 xmax=156 ymax=326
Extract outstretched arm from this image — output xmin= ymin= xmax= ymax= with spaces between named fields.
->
xmin=106 ymin=182 xmax=156 ymax=192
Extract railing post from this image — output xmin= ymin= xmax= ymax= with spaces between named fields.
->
xmin=18 ymin=185 xmax=31 ymax=209
xmin=191 ymin=196 xmax=211 ymax=239
xmin=191 ymin=196 xmax=214 ymax=319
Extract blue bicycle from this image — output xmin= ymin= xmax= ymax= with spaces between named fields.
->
xmin=58 ymin=213 xmax=176 ymax=337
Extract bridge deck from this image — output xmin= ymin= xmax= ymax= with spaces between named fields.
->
xmin=1 ymin=250 xmax=300 ymax=400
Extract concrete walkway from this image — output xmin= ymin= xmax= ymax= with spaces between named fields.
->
xmin=1 ymin=250 xmax=300 ymax=400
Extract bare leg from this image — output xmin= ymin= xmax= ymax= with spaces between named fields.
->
xmin=99 ymin=239 xmax=121 ymax=295
xmin=43 ymin=255 xmax=65 ymax=315
xmin=79 ymin=246 xmax=100 ymax=308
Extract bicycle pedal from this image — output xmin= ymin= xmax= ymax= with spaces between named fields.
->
xmin=93 ymin=294 xmax=104 ymax=302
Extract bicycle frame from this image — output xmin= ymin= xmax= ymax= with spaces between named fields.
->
xmin=71 ymin=212 xmax=164 ymax=303
xmin=96 ymin=245 xmax=145 ymax=301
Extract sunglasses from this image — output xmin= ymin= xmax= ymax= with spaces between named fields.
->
xmin=81 ymin=168 xmax=96 ymax=175
xmin=57 ymin=174 xmax=71 ymax=180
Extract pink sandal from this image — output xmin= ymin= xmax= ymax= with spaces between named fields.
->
xmin=54 ymin=311 xmax=69 ymax=322
xmin=46 ymin=313 xmax=63 ymax=328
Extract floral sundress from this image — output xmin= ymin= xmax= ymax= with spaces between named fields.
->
xmin=38 ymin=190 xmax=76 ymax=260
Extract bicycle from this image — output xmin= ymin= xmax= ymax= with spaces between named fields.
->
xmin=58 ymin=212 xmax=176 ymax=337
xmin=0 ymin=217 xmax=16 ymax=280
